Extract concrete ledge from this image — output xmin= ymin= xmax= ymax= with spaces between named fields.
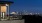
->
xmin=0 ymin=19 xmax=24 ymax=23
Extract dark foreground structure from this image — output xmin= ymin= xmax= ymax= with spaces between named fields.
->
xmin=22 ymin=15 xmax=42 ymax=23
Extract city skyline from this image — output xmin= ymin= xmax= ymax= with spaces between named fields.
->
xmin=2 ymin=0 xmax=42 ymax=14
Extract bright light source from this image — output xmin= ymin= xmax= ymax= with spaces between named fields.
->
xmin=3 ymin=12 xmax=4 ymax=19
xmin=10 ymin=12 xmax=16 ymax=14
xmin=6 ymin=4 xmax=8 ymax=6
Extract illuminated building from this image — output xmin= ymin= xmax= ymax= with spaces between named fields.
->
xmin=0 ymin=1 xmax=13 ymax=20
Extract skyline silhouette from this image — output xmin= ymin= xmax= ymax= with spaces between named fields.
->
xmin=1 ymin=0 xmax=42 ymax=14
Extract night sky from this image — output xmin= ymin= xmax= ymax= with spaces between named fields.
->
xmin=3 ymin=0 xmax=42 ymax=13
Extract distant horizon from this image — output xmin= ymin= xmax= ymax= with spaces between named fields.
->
xmin=2 ymin=0 xmax=42 ymax=14
xmin=10 ymin=11 xmax=42 ymax=14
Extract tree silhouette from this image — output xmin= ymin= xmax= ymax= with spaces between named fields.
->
xmin=22 ymin=15 xmax=42 ymax=23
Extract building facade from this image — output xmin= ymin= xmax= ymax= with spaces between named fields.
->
xmin=0 ymin=1 xmax=13 ymax=20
